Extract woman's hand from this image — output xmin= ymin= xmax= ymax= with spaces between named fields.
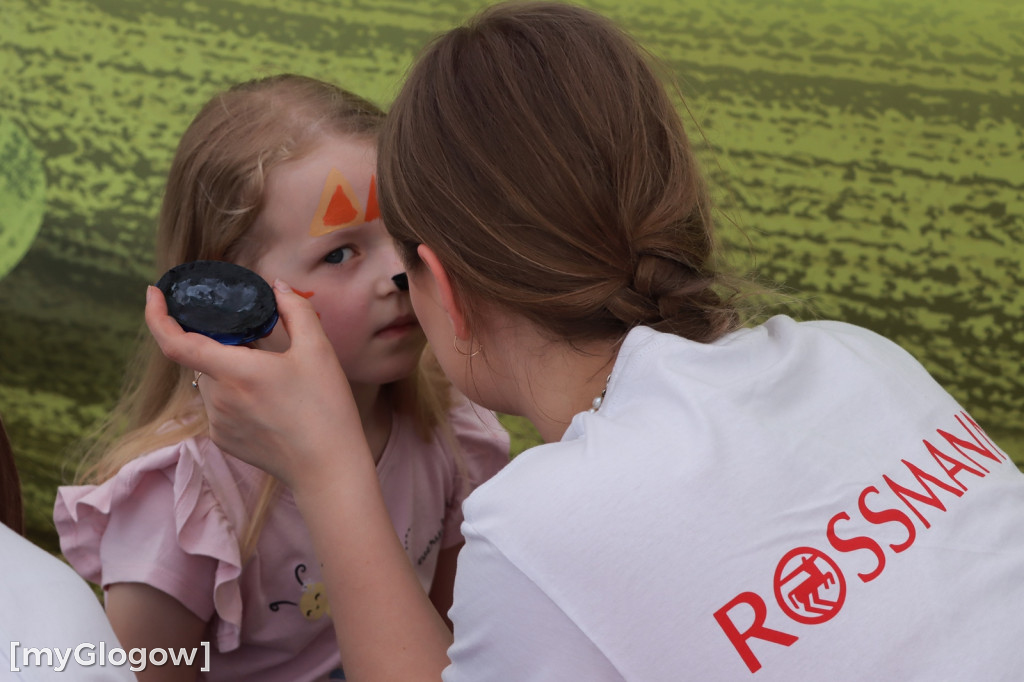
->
xmin=145 ymin=279 xmax=362 ymax=492
xmin=148 ymin=280 xmax=452 ymax=680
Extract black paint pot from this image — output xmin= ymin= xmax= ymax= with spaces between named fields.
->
xmin=156 ymin=260 xmax=278 ymax=345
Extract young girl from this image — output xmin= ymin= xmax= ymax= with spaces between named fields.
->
xmin=145 ymin=5 xmax=1024 ymax=682
xmin=54 ymin=74 xmax=509 ymax=681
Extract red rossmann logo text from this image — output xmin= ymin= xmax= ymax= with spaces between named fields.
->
xmin=713 ymin=411 xmax=1012 ymax=674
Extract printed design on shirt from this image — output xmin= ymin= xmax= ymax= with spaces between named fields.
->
xmin=713 ymin=410 xmax=1012 ymax=675
xmin=416 ymin=518 xmax=446 ymax=566
xmin=773 ymin=547 xmax=845 ymax=624
xmin=268 ymin=563 xmax=332 ymax=621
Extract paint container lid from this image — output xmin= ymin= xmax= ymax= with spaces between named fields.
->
xmin=156 ymin=260 xmax=278 ymax=345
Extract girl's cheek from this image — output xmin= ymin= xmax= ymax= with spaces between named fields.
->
xmin=293 ymin=288 xmax=322 ymax=319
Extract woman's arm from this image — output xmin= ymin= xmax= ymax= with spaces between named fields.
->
xmin=429 ymin=544 xmax=461 ymax=631
xmin=104 ymin=583 xmax=205 ymax=681
xmin=145 ymin=281 xmax=452 ymax=681
xmin=293 ymin=462 xmax=454 ymax=679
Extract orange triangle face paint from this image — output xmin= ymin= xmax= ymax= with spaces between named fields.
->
xmin=310 ymin=168 xmax=364 ymax=236
xmin=364 ymin=175 xmax=380 ymax=223
xmin=324 ymin=186 xmax=358 ymax=226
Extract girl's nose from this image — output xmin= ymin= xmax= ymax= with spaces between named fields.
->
xmin=376 ymin=242 xmax=407 ymax=296
xmin=377 ymin=239 xmax=407 ymax=295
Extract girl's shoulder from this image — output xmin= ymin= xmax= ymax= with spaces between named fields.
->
xmin=447 ymin=394 xmax=511 ymax=449
xmin=64 ymin=435 xmax=246 ymax=505
xmin=443 ymin=395 xmax=511 ymax=475
xmin=54 ymin=434 xmax=255 ymax=651
xmin=54 ymin=434 xmax=250 ymax=581
xmin=391 ymin=391 xmax=510 ymax=462
xmin=387 ymin=393 xmax=507 ymax=462
xmin=443 ymin=396 xmax=512 ymax=500
xmin=383 ymin=395 xmax=510 ymax=498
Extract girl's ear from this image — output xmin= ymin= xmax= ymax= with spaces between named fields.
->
xmin=416 ymin=244 xmax=470 ymax=340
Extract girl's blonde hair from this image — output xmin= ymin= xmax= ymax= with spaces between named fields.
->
xmin=76 ymin=74 xmax=451 ymax=559
xmin=379 ymin=2 xmax=753 ymax=346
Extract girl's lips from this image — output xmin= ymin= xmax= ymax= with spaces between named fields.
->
xmin=375 ymin=315 xmax=419 ymax=336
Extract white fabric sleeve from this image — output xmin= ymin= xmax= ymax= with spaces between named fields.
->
xmin=443 ymin=521 xmax=624 ymax=682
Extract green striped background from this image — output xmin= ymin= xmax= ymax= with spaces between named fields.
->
xmin=1 ymin=0 xmax=1021 ymax=555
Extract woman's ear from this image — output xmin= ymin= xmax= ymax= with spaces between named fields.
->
xmin=416 ymin=244 xmax=470 ymax=340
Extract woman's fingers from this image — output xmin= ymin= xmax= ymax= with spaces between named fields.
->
xmin=143 ymin=285 xmax=225 ymax=373
xmin=270 ymin=279 xmax=335 ymax=356
xmin=269 ymin=279 xmax=354 ymax=408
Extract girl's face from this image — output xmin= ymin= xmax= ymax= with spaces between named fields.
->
xmin=250 ymin=135 xmax=424 ymax=386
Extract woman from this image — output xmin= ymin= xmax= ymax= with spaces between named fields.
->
xmin=145 ymin=3 xmax=1024 ymax=680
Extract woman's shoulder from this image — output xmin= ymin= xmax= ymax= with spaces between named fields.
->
xmin=625 ymin=315 xmax=901 ymax=352
xmin=759 ymin=315 xmax=936 ymax=378
xmin=459 ymin=437 xmax=584 ymax=521
xmin=616 ymin=316 xmax=929 ymax=385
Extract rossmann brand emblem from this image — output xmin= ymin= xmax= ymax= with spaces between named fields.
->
xmin=773 ymin=547 xmax=845 ymax=625
xmin=713 ymin=411 xmax=1011 ymax=674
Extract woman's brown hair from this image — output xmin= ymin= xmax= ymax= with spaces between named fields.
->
xmin=378 ymin=1 xmax=747 ymax=346
xmin=75 ymin=74 xmax=451 ymax=558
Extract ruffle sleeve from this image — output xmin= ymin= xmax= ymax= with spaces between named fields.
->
xmin=54 ymin=437 xmax=251 ymax=652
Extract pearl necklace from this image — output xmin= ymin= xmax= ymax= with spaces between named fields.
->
xmin=588 ymin=374 xmax=612 ymax=413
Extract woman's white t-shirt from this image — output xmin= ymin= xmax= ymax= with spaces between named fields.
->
xmin=444 ymin=317 xmax=1024 ymax=681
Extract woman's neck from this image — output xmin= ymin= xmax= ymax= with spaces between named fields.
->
xmin=527 ymin=354 xmax=617 ymax=443
xmin=488 ymin=322 xmax=619 ymax=444
xmin=349 ymin=382 xmax=392 ymax=464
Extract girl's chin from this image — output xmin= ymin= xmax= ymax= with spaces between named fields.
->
xmin=346 ymin=353 xmax=424 ymax=387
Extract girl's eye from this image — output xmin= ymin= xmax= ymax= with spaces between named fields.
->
xmin=324 ymin=246 xmax=354 ymax=265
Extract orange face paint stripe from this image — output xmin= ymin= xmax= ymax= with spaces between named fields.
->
xmin=290 ymin=288 xmax=319 ymax=317
xmin=364 ymin=175 xmax=380 ymax=223
xmin=309 ymin=168 xmax=364 ymax=236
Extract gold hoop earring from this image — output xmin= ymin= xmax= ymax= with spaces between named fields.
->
xmin=453 ymin=336 xmax=482 ymax=358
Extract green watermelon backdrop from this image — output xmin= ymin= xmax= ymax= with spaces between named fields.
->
xmin=1 ymin=0 xmax=1021 ymax=556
